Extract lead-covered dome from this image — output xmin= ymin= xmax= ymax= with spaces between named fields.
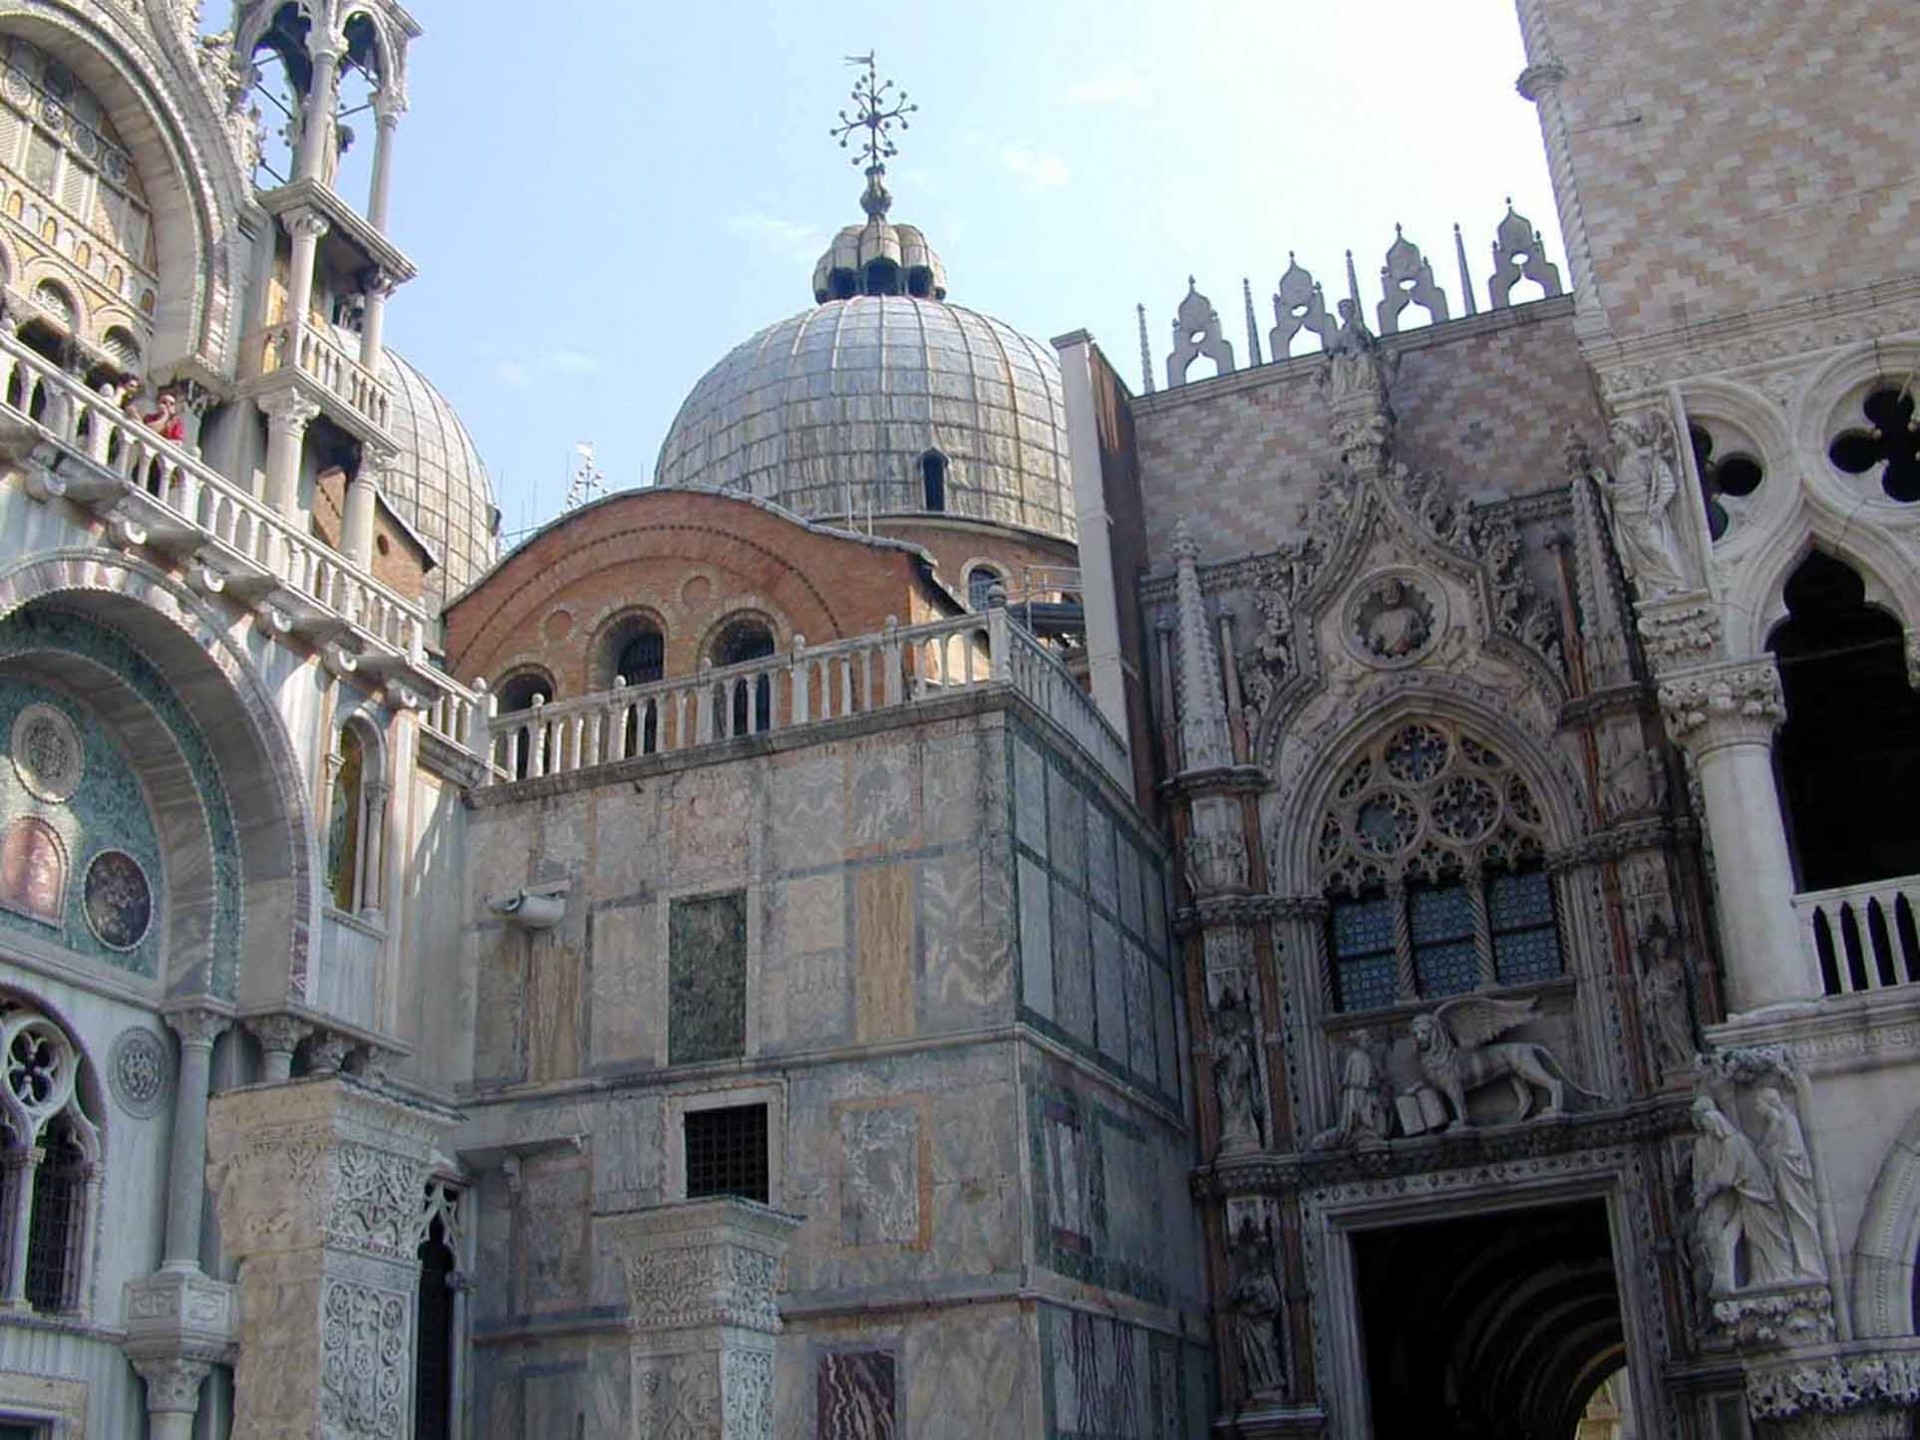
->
xmin=379 ymin=350 xmax=501 ymax=613
xmin=654 ymin=295 xmax=1076 ymax=540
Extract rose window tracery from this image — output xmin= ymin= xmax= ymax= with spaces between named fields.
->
xmin=1319 ymin=720 xmax=1549 ymax=896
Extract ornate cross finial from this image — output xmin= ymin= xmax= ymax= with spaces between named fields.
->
xmin=831 ymin=53 xmax=916 ymax=173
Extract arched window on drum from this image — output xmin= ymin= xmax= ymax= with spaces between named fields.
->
xmin=1316 ymin=721 xmax=1563 ymax=1013
xmin=710 ymin=615 xmax=776 ymax=737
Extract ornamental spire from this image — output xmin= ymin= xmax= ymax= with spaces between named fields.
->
xmin=832 ymin=52 xmax=916 ymax=220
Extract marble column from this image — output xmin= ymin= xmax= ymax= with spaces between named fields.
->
xmin=601 ymin=1198 xmax=802 ymax=1440
xmin=294 ymin=45 xmax=342 ymax=184
xmin=283 ymin=207 xmax=330 ymax=338
xmin=1659 ymin=658 xmax=1816 ymax=1011
xmin=126 ymin=1006 xmax=236 ymax=1440
xmin=161 ymin=1006 xmax=228 ymax=1269
xmin=259 ymin=389 xmax=322 ymax=524
xmin=359 ymin=268 xmax=397 ymax=373
xmin=208 ymin=1074 xmax=454 ymax=1440
xmin=367 ymin=99 xmax=403 ymax=231
xmin=244 ymin=1014 xmax=314 ymax=1085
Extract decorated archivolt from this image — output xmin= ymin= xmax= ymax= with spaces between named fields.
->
xmin=1316 ymin=719 xmax=1549 ymax=895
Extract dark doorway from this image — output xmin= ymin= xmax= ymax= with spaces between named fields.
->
xmin=414 ymin=1214 xmax=456 ymax=1440
xmin=1353 ymin=1200 xmax=1626 ymax=1439
xmin=1768 ymin=551 xmax=1920 ymax=892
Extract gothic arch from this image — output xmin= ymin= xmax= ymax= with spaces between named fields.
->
xmin=0 ymin=2 xmax=247 ymax=370
xmin=1678 ymin=375 xmax=1797 ymax=558
xmin=1722 ymin=525 xmax=1918 ymax=665
xmin=0 ymin=550 xmax=316 ymax=1008
xmin=1262 ymin=682 xmax=1585 ymax=895
xmin=1850 ymin=1106 xmax=1920 ymax=1339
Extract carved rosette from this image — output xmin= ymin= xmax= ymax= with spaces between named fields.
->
xmin=1658 ymin=658 xmax=1785 ymax=754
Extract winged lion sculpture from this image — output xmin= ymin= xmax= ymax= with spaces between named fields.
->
xmin=1409 ymin=995 xmax=1598 ymax=1129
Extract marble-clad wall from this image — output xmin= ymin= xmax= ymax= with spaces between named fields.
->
xmin=459 ymin=696 xmax=1206 ymax=1435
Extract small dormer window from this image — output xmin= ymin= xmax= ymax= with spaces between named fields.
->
xmin=921 ymin=450 xmax=948 ymax=512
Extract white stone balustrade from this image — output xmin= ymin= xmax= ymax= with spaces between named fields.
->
xmin=252 ymin=319 xmax=394 ymax=434
xmin=0 ymin=333 xmax=482 ymax=746
xmin=1792 ymin=875 xmax=1920 ymax=997
xmin=486 ymin=609 xmax=1130 ymax=787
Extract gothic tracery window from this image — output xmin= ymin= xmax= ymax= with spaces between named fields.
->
xmin=0 ymin=1001 xmax=98 ymax=1315
xmin=1317 ymin=721 xmax=1562 ymax=1012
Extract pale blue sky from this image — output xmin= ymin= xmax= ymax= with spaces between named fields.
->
xmin=374 ymin=0 xmax=1562 ymax=540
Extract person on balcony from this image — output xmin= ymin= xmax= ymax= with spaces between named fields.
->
xmin=142 ymin=390 xmax=185 ymax=444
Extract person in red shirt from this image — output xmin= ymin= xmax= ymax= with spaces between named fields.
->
xmin=142 ymin=390 xmax=185 ymax=443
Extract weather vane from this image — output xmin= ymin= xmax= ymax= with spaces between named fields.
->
xmin=832 ymin=52 xmax=915 ymax=172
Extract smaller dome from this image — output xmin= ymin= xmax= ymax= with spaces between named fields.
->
xmin=811 ymin=168 xmax=947 ymax=304
xmin=378 ymin=350 xmax=500 ymax=613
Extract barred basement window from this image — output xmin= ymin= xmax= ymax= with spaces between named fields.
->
xmin=684 ymin=1103 xmax=769 ymax=1203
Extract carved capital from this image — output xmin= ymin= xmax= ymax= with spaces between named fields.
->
xmin=163 ymin=1005 xmax=230 ymax=1052
xmin=244 ymin=1013 xmax=313 ymax=1057
xmin=1746 ymin=1342 xmax=1920 ymax=1433
xmin=284 ymin=206 xmax=331 ymax=242
xmin=257 ymin=388 xmax=324 ymax=430
xmin=1712 ymin=1281 xmax=1836 ymax=1347
xmin=1636 ymin=591 xmax=1722 ymax=676
xmin=133 ymin=1355 xmax=213 ymax=1414
xmin=1658 ymin=658 xmax=1784 ymax=753
xmin=602 ymin=1198 xmax=802 ymax=1336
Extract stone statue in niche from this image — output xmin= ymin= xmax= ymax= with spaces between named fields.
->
xmin=1211 ymin=983 xmax=1265 ymax=1153
xmin=1581 ymin=414 xmax=1690 ymax=598
xmin=1756 ymin=1087 xmax=1824 ymax=1280
xmin=1225 ymin=1209 xmax=1288 ymax=1403
xmin=1637 ymin=917 xmax=1697 ymax=1078
xmin=1410 ymin=996 xmax=1598 ymax=1129
xmin=1313 ymin=1028 xmax=1389 ymax=1147
xmin=1690 ymin=1093 xmax=1793 ymax=1292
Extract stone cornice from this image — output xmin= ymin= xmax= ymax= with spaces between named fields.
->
xmin=1583 ymin=273 xmax=1920 ymax=400
xmin=1707 ymin=988 xmax=1920 ymax=1073
xmin=1191 ymin=1095 xmax=1691 ymax=1198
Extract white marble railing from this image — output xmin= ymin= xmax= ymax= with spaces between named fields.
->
xmin=1793 ymin=875 xmax=1920 ymax=996
xmin=0 ymin=332 xmax=437 ymax=666
xmin=292 ymin=322 xmax=392 ymax=432
xmin=486 ymin=608 xmax=1129 ymax=787
xmin=314 ymin=907 xmax=382 ymax=1030
xmin=251 ymin=319 xmax=393 ymax=434
xmin=422 ymin=684 xmax=490 ymax=757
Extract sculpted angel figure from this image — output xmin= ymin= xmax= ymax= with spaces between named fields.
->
xmin=1756 ymin=1087 xmax=1825 ymax=1279
xmin=1410 ymin=995 xmax=1598 ymax=1130
xmin=1588 ymin=414 xmax=1690 ymax=596
xmin=1691 ymin=1094 xmax=1793 ymax=1292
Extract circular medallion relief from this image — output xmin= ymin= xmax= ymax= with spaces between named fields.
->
xmin=83 ymin=849 xmax=152 ymax=951
xmin=681 ymin=574 xmax=713 ymax=609
xmin=11 ymin=703 xmax=83 ymax=803
xmin=542 ymin=609 xmax=573 ymax=642
xmin=108 ymin=1025 xmax=171 ymax=1118
xmin=1345 ymin=572 xmax=1444 ymax=669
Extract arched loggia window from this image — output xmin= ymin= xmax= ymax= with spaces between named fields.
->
xmin=0 ymin=1001 xmax=100 ymax=1316
xmin=494 ymin=671 xmax=554 ymax=781
xmin=1769 ymin=551 xmax=1920 ymax=892
xmin=711 ymin=616 xmax=776 ymax=736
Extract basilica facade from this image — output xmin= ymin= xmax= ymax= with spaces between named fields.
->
xmin=0 ymin=0 xmax=1912 ymax=1438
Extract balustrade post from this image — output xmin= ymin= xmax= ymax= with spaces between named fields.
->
xmin=791 ymin=636 xmax=810 ymax=723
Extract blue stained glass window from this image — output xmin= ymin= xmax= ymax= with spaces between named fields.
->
xmin=1491 ymin=869 xmax=1562 ymax=985
xmin=1330 ymin=894 xmax=1398 ymax=1012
